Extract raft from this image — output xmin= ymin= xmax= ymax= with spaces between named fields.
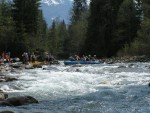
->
xmin=64 ymin=60 xmax=102 ymax=65
xmin=29 ymin=61 xmax=49 ymax=66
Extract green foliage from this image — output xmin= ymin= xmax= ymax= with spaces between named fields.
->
xmin=85 ymin=0 xmax=115 ymax=57
xmin=68 ymin=0 xmax=88 ymax=56
xmin=0 ymin=0 xmax=15 ymax=53
xmin=70 ymin=0 xmax=87 ymax=24
xmin=46 ymin=20 xmax=69 ymax=58
xmin=142 ymin=0 xmax=150 ymax=18
xmin=11 ymin=0 xmax=44 ymax=56
xmin=113 ymin=0 xmax=140 ymax=56
xmin=34 ymin=10 xmax=47 ymax=50
xmin=56 ymin=20 xmax=69 ymax=58
xmin=117 ymin=40 xmax=141 ymax=56
xmin=12 ymin=0 xmax=40 ymax=35
xmin=1 ymin=0 xmax=150 ymax=59
xmin=68 ymin=13 xmax=88 ymax=55
xmin=118 ymin=0 xmax=150 ymax=56
xmin=138 ymin=17 xmax=150 ymax=39
xmin=118 ymin=37 xmax=150 ymax=56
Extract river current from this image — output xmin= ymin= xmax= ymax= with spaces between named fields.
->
xmin=0 ymin=62 xmax=150 ymax=113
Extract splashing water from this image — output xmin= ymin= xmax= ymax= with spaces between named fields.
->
xmin=0 ymin=62 xmax=150 ymax=113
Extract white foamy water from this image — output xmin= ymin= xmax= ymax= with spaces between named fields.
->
xmin=0 ymin=62 xmax=150 ymax=113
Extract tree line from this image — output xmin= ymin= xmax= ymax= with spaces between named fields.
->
xmin=0 ymin=0 xmax=149 ymax=59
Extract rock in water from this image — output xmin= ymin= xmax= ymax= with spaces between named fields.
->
xmin=0 ymin=93 xmax=7 ymax=101
xmin=0 ymin=76 xmax=17 ymax=82
xmin=0 ymin=96 xmax=38 ymax=106
xmin=148 ymin=82 xmax=150 ymax=86
xmin=0 ymin=90 xmax=8 ymax=100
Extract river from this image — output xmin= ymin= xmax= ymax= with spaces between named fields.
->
xmin=0 ymin=62 xmax=150 ymax=113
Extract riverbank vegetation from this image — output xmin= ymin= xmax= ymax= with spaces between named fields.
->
xmin=0 ymin=0 xmax=149 ymax=59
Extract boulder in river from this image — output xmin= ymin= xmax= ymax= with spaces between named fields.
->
xmin=148 ymin=82 xmax=150 ymax=86
xmin=0 ymin=111 xmax=16 ymax=113
xmin=0 ymin=90 xmax=8 ymax=101
xmin=9 ymin=64 xmax=21 ymax=69
xmin=0 ymin=76 xmax=17 ymax=82
xmin=0 ymin=96 xmax=38 ymax=106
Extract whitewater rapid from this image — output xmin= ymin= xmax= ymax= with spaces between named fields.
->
xmin=0 ymin=62 xmax=150 ymax=113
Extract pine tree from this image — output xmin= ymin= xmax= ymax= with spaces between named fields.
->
xmin=68 ymin=0 xmax=88 ymax=55
xmin=36 ymin=10 xmax=47 ymax=50
xmin=12 ymin=0 xmax=40 ymax=35
xmin=56 ymin=20 xmax=69 ymax=58
xmin=84 ymin=0 xmax=113 ymax=57
xmin=134 ymin=0 xmax=150 ymax=55
xmin=0 ymin=0 xmax=15 ymax=53
xmin=71 ymin=0 xmax=87 ymax=24
xmin=47 ymin=20 xmax=57 ymax=55
xmin=113 ymin=0 xmax=140 ymax=56
xmin=11 ymin=0 xmax=42 ymax=56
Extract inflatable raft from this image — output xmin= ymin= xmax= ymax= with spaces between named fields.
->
xmin=64 ymin=60 xmax=102 ymax=65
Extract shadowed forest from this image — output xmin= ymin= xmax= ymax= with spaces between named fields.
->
xmin=0 ymin=0 xmax=150 ymax=59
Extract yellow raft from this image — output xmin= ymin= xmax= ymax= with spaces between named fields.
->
xmin=29 ymin=61 xmax=49 ymax=66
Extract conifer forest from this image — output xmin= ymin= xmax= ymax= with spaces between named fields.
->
xmin=0 ymin=0 xmax=150 ymax=58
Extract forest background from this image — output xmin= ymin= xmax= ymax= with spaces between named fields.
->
xmin=0 ymin=0 xmax=150 ymax=59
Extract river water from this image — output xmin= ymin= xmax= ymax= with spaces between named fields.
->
xmin=0 ymin=62 xmax=150 ymax=113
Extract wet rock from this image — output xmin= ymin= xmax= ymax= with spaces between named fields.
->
xmin=0 ymin=90 xmax=8 ymax=101
xmin=0 ymin=93 xmax=8 ymax=101
xmin=128 ymin=64 xmax=135 ymax=68
xmin=42 ymin=68 xmax=47 ymax=70
xmin=145 ymin=65 xmax=150 ymax=69
xmin=5 ymin=77 xmax=18 ymax=82
xmin=50 ymin=60 xmax=60 ymax=65
xmin=128 ymin=64 xmax=138 ymax=68
xmin=36 ymin=65 xmax=42 ymax=68
xmin=0 ymin=76 xmax=17 ymax=82
xmin=10 ymin=64 xmax=21 ymax=69
xmin=102 ymin=55 xmax=150 ymax=64
xmin=72 ymin=65 xmax=82 ymax=67
xmin=148 ymin=83 xmax=150 ymax=86
xmin=0 ymin=111 xmax=16 ymax=113
xmin=0 ymin=96 xmax=38 ymax=106
xmin=0 ymin=101 xmax=13 ymax=106
xmin=10 ymin=58 xmax=20 ymax=63
xmin=76 ymin=69 xmax=81 ymax=72
xmin=118 ymin=65 xmax=126 ymax=68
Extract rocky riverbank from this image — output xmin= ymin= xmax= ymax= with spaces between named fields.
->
xmin=101 ymin=55 xmax=150 ymax=64
xmin=0 ymin=62 xmax=39 ymax=108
